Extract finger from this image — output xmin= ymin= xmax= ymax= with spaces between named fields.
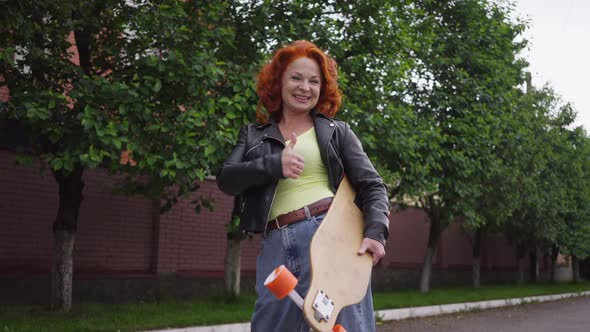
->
xmin=359 ymin=238 xmax=385 ymax=266
xmin=357 ymin=243 xmax=368 ymax=256
xmin=290 ymin=164 xmax=303 ymax=175
xmin=285 ymin=167 xmax=298 ymax=178
xmin=294 ymin=167 xmax=303 ymax=175
xmin=371 ymin=248 xmax=384 ymax=265
xmin=294 ymin=160 xmax=305 ymax=171
xmin=288 ymin=132 xmax=297 ymax=149
xmin=296 ymin=154 xmax=304 ymax=164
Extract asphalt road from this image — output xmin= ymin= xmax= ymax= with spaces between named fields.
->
xmin=376 ymin=296 xmax=590 ymax=332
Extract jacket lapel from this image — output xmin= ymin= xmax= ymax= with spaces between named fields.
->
xmin=313 ymin=110 xmax=336 ymax=168
xmin=313 ymin=111 xmax=335 ymax=153
xmin=255 ymin=118 xmax=285 ymax=144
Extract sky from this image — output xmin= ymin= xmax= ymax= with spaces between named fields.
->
xmin=514 ymin=0 xmax=590 ymax=131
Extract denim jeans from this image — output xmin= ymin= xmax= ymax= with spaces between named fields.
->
xmin=251 ymin=213 xmax=376 ymax=332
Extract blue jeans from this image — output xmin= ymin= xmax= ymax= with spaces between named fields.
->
xmin=251 ymin=213 xmax=376 ymax=332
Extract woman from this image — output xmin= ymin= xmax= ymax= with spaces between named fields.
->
xmin=217 ymin=40 xmax=390 ymax=332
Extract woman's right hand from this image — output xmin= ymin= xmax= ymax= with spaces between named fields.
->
xmin=282 ymin=132 xmax=305 ymax=179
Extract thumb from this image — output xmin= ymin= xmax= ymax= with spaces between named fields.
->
xmin=357 ymin=242 xmax=368 ymax=256
xmin=288 ymin=132 xmax=297 ymax=149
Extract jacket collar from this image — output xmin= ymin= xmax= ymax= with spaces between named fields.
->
xmin=255 ymin=117 xmax=284 ymax=143
xmin=254 ymin=109 xmax=335 ymax=146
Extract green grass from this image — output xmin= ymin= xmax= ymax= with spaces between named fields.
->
xmin=0 ymin=295 xmax=257 ymax=332
xmin=1 ymin=282 xmax=590 ymax=332
xmin=373 ymin=281 xmax=590 ymax=310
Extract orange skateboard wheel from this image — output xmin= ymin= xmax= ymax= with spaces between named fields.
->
xmin=333 ymin=324 xmax=347 ymax=332
xmin=264 ymin=265 xmax=298 ymax=299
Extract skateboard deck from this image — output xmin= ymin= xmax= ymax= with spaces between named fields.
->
xmin=302 ymin=176 xmax=373 ymax=331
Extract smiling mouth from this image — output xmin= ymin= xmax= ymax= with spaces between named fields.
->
xmin=294 ymin=94 xmax=311 ymax=101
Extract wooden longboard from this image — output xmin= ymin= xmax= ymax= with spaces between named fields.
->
xmin=302 ymin=176 xmax=373 ymax=331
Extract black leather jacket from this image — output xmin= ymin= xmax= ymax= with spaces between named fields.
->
xmin=216 ymin=111 xmax=390 ymax=244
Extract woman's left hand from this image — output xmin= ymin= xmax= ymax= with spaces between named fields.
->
xmin=357 ymin=238 xmax=386 ymax=266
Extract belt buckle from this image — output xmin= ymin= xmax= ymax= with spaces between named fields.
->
xmin=274 ymin=218 xmax=287 ymax=230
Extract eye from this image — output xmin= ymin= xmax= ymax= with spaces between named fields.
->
xmin=291 ymin=75 xmax=301 ymax=80
xmin=311 ymin=79 xmax=320 ymax=85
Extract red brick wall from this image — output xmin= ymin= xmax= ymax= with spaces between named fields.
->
xmin=0 ymin=149 xmax=262 ymax=277
xmin=75 ymin=171 xmax=153 ymax=273
xmin=0 ymin=149 xmax=522 ymax=278
xmin=1 ymin=150 xmax=57 ymax=273
xmin=441 ymin=222 xmax=475 ymax=269
xmin=0 ymin=150 xmax=154 ymax=274
xmin=384 ymin=207 xmax=435 ymax=267
xmin=153 ymin=180 xmax=261 ymax=276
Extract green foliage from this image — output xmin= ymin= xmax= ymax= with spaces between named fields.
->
xmin=397 ymin=0 xmax=528 ymax=233
xmin=2 ymin=0 xmax=589 ymax=264
xmin=0 ymin=0 xmax=252 ymax=205
xmin=225 ymin=215 xmax=241 ymax=235
xmin=497 ymin=84 xmax=590 ymax=260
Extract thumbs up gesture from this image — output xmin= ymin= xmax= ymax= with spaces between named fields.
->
xmin=282 ymin=132 xmax=305 ymax=179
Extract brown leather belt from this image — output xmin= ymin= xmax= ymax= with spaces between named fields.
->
xmin=267 ymin=197 xmax=333 ymax=232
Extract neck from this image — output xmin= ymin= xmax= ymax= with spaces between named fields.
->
xmin=278 ymin=111 xmax=314 ymax=138
xmin=281 ymin=111 xmax=312 ymax=126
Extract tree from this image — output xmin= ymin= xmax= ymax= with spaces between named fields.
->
xmin=221 ymin=0 xmax=420 ymax=295
xmin=0 ymin=0 xmax=243 ymax=310
xmin=468 ymin=73 xmax=537 ymax=287
xmin=401 ymin=0 xmax=527 ymax=292
xmin=545 ymin=106 xmax=590 ymax=283
xmin=496 ymin=83 xmax=578 ymax=284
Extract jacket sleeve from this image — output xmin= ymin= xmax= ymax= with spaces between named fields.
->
xmin=216 ymin=125 xmax=284 ymax=195
xmin=340 ymin=122 xmax=390 ymax=245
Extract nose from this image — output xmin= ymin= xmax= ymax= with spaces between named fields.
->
xmin=299 ymin=80 xmax=310 ymax=91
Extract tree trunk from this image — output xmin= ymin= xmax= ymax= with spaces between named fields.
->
xmin=420 ymin=247 xmax=436 ymax=293
xmin=529 ymin=245 xmax=539 ymax=283
xmin=472 ymin=228 xmax=482 ymax=289
xmin=550 ymin=245 xmax=559 ymax=283
xmin=224 ymin=196 xmax=243 ymax=298
xmin=572 ymin=256 xmax=580 ymax=283
xmin=516 ymin=243 xmax=527 ymax=285
xmin=52 ymin=230 xmax=76 ymax=311
xmin=420 ymin=216 xmax=441 ymax=293
xmin=224 ymin=236 xmax=241 ymax=298
xmin=51 ymin=165 xmax=84 ymax=311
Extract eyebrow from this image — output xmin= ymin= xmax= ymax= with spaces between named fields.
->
xmin=291 ymin=71 xmax=320 ymax=79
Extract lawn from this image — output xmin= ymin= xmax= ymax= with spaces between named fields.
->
xmin=1 ymin=281 xmax=589 ymax=332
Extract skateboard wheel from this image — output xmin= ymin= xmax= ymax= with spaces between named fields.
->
xmin=264 ymin=265 xmax=298 ymax=299
xmin=332 ymin=324 xmax=347 ymax=332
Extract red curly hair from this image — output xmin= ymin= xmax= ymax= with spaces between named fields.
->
xmin=256 ymin=40 xmax=342 ymax=124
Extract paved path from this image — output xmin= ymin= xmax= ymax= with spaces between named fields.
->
xmin=377 ymin=296 xmax=590 ymax=332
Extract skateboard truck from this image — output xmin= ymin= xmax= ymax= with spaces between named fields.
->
xmin=312 ymin=289 xmax=335 ymax=322
xmin=265 ymin=265 xmax=346 ymax=332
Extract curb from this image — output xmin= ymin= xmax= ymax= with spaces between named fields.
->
xmin=146 ymin=291 xmax=590 ymax=332
xmin=144 ymin=323 xmax=250 ymax=332
xmin=375 ymin=290 xmax=590 ymax=321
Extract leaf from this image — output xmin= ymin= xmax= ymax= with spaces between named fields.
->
xmin=153 ymin=80 xmax=162 ymax=92
xmin=50 ymin=158 xmax=63 ymax=171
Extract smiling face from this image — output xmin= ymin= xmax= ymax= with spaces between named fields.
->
xmin=280 ymin=57 xmax=322 ymax=116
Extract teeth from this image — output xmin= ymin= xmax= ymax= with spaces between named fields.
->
xmin=294 ymin=95 xmax=311 ymax=100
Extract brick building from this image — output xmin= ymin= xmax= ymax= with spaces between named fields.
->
xmin=0 ymin=147 xmax=531 ymax=304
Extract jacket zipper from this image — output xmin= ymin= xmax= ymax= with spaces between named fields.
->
xmin=244 ymin=141 xmax=263 ymax=157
